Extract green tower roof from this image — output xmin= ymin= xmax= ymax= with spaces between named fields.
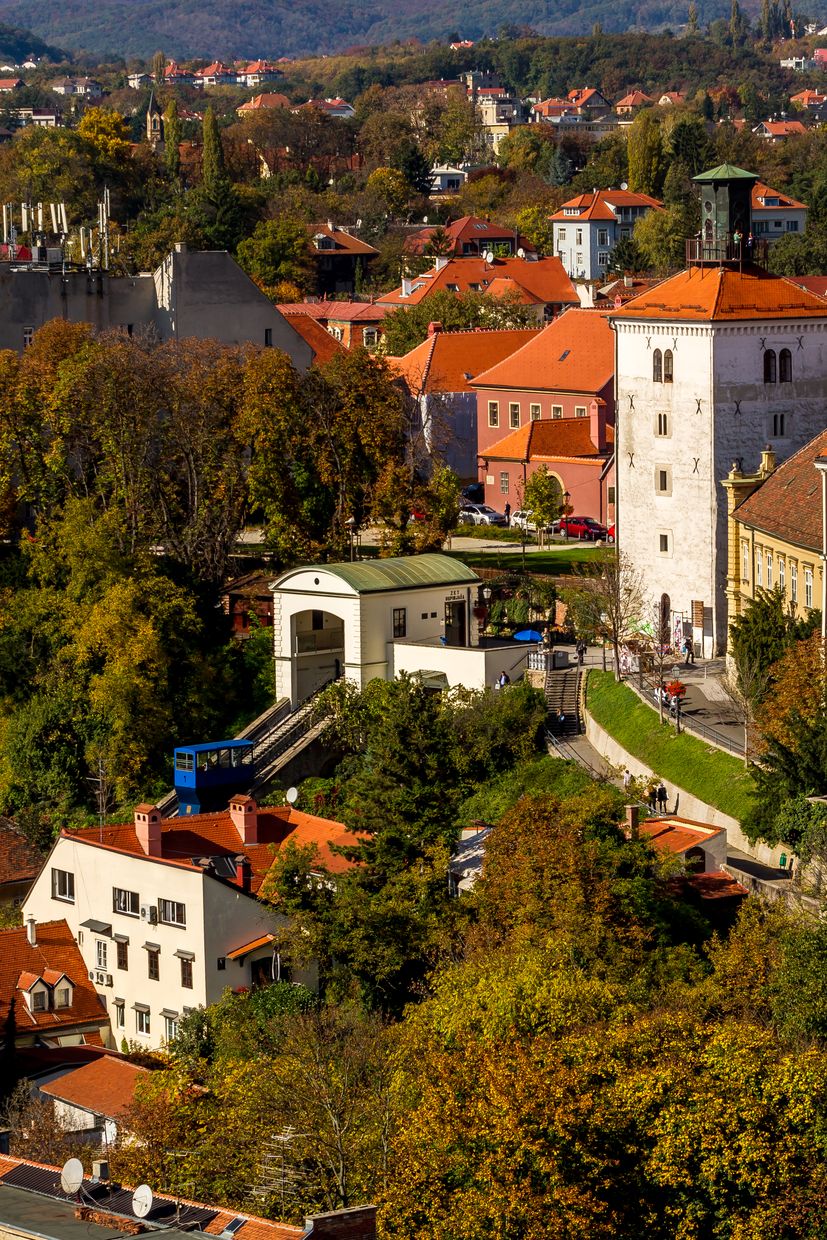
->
xmin=692 ymin=163 xmax=758 ymax=183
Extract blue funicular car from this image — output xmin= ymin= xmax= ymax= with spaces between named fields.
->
xmin=173 ymin=739 xmax=255 ymax=815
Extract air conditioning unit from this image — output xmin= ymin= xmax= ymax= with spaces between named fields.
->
xmin=88 ymin=970 xmax=95 ymax=981
xmin=140 ymin=903 xmax=158 ymax=925
xmin=94 ymin=970 xmax=108 ymax=985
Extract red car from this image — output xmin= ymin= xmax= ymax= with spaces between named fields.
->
xmin=607 ymin=523 xmax=615 ymax=543
xmin=553 ymin=516 xmax=608 ymax=541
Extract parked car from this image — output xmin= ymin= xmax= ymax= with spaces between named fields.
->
xmin=607 ymin=523 xmax=615 ymax=543
xmin=552 ymin=515 xmax=608 ymax=540
xmin=457 ymin=503 xmax=508 ymax=527
xmin=461 ymin=482 xmax=484 ymax=504
xmin=511 ymin=509 xmax=553 ymax=533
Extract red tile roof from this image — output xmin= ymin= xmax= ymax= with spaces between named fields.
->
xmin=379 ymin=256 xmax=577 ymax=308
xmin=40 ymin=1056 xmax=148 ymax=1121
xmin=610 ymin=265 xmax=827 ymax=322
xmin=752 ymin=180 xmax=807 ymax=210
xmin=0 ymin=821 xmax=42 ymax=890
xmin=482 ymin=417 xmax=612 ymax=464
xmin=310 ymin=225 xmax=378 ymax=257
xmin=283 ymin=312 xmax=345 ymax=365
xmin=404 ymin=215 xmax=535 ymax=257
xmin=684 ymin=870 xmax=748 ymax=900
xmin=733 ymin=427 xmax=827 ymax=551
xmin=65 ymin=803 xmax=362 ymax=886
xmin=597 ymin=276 xmax=664 ymax=305
xmin=638 ymin=816 xmax=724 ymax=855
xmin=0 ymin=920 xmax=108 ymax=1035
xmin=238 ymin=92 xmax=290 ymax=111
xmin=615 ymin=90 xmax=654 ymax=108
xmin=549 ymin=188 xmax=663 ymax=222
xmin=788 ymin=275 xmax=827 ymax=297
xmin=389 ymin=327 xmax=540 ymax=395
xmin=757 ymin=119 xmax=807 ymax=136
xmin=471 ymin=308 xmax=614 ymax=393
xmin=278 ymin=300 xmax=391 ymax=324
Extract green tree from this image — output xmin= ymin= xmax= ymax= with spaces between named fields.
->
xmin=634 ymin=206 xmax=687 ymax=273
xmin=626 ymin=108 xmax=665 ymax=197
xmin=382 ymin=289 xmax=537 ymax=355
xmin=163 ymin=98 xmax=181 ymax=181
xmin=152 ymin=49 xmax=166 ymax=86
xmin=515 ymin=205 xmax=555 ymax=254
xmin=523 ymin=465 xmax=562 ymax=533
xmin=236 ymin=217 xmax=314 ymax=292
xmin=201 ymin=105 xmax=225 ymax=194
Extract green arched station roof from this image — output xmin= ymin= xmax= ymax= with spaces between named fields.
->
xmin=273 ymin=553 xmax=480 ymax=595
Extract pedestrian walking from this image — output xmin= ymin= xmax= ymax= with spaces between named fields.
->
xmin=576 ymin=638 xmax=586 ymax=665
xmin=622 ymin=768 xmax=632 ymax=791
xmin=648 ymin=783 xmax=658 ymax=811
xmin=657 ymin=782 xmax=668 ymax=813
xmin=504 ymin=501 xmax=511 ymax=526
xmin=682 ymin=636 xmax=694 ymax=667
xmin=558 ymin=711 xmax=566 ymax=731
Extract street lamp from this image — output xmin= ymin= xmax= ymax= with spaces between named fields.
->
xmin=562 ymin=490 xmax=571 ymax=540
xmin=345 ymin=516 xmax=356 ymax=562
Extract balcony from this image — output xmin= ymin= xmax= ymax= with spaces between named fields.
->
xmin=685 ymin=237 xmax=769 ymax=268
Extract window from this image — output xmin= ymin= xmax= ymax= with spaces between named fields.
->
xmin=530 ymin=403 xmax=541 ymax=421
xmin=136 ymin=1008 xmax=150 ymax=1035
xmin=764 ymin=349 xmax=777 ymax=384
xmin=311 ymin=609 xmax=324 ymax=630
xmin=656 ymin=467 xmax=671 ymax=495
xmin=51 ymin=868 xmax=74 ymax=903
xmin=756 ymin=552 xmax=762 ymax=587
xmin=158 ymin=899 xmax=186 ymax=927
xmin=657 ymin=413 xmax=669 ymax=437
xmin=328 ymin=325 xmax=343 ymax=341
xmin=113 ymin=888 xmax=139 ymax=917
xmin=786 ymin=219 xmax=799 ymax=231
xmin=32 ymin=990 xmax=46 ymax=1011
xmin=766 ymin=552 xmax=773 ymax=589
xmin=791 ymin=563 xmax=798 ymax=603
xmin=55 ymin=987 xmax=70 ymax=1008
xmin=576 ymin=229 xmax=583 ymax=244
xmin=574 ymin=406 xmax=587 ymax=418
xmin=653 ymin=349 xmax=662 ymax=383
xmin=558 ymin=228 xmax=566 ymax=240
xmin=487 ymin=401 xmax=499 ymax=428
xmin=779 ymin=348 xmax=792 ymax=382
xmin=598 ymin=229 xmax=609 ymax=246
xmin=575 ymin=252 xmax=583 ymax=269
xmin=742 ymin=541 xmax=750 ymax=581
xmin=663 ymin=349 xmax=673 ymax=383
xmin=23 ymin=327 xmax=33 ymax=348
xmin=115 ymin=1001 xmax=125 ymax=1029
xmin=392 ymin=607 xmax=407 ymax=639
xmin=264 ymin=328 xmax=273 ymax=348
xmin=117 ymin=940 xmax=128 ymax=970
xmin=772 ymin=413 xmax=786 ymax=438
xmin=551 ymin=405 xmax=563 ymax=419
xmin=363 ymin=328 xmax=378 ymax=348
xmin=598 ymin=251 xmax=611 ymax=267
xmin=805 ymin=567 xmax=814 ymax=608
xmin=164 ymin=1014 xmax=179 ymax=1042
xmin=96 ymin=940 xmax=108 ymax=970
xmin=175 ymin=752 xmax=194 ymax=772
xmin=147 ymin=949 xmax=160 ymax=981
xmin=509 ymin=402 xmax=520 ymax=428
xmin=181 ymin=958 xmax=193 ymax=989
xmin=608 ymin=486 xmax=615 ymax=506
xmin=500 ymin=472 xmax=509 ymax=494
xmin=659 ymin=533 xmax=669 ymax=553
xmin=779 ymin=558 xmax=785 ymax=592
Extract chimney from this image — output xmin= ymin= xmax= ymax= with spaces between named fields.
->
xmin=626 ymin=804 xmax=640 ymax=840
xmin=427 ymin=320 xmax=442 ymax=336
xmin=25 ymin=916 xmax=36 ymax=947
xmin=434 ymin=255 xmax=449 ymax=271
xmin=326 ymin=218 xmax=334 ymax=232
xmin=623 ymin=275 xmax=633 ymax=288
xmin=229 ymin=794 xmax=259 ymax=845
xmin=235 ymin=855 xmax=252 ymax=893
xmin=401 ymin=276 xmax=413 ymax=298
xmin=760 ymin=444 xmax=777 ymax=476
xmin=589 ymin=398 xmax=607 ymax=452
xmin=134 ymin=804 xmax=162 ymax=857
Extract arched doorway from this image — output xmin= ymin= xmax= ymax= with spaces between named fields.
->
xmin=291 ymin=609 xmax=345 ymax=701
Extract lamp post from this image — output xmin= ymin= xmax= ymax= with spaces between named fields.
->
xmin=345 ymin=516 xmax=356 ymax=562
xmin=562 ymin=490 xmax=571 ymax=541
xmin=481 ymin=585 xmax=492 ymax=636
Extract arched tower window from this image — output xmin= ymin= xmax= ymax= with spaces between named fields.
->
xmin=653 ymin=348 xmax=662 ymax=383
xmin=764 ymin=349 xmax=777 ymax=384
xmin=663 ymin=349 xmax=673 ymax=383
xmin=779 ymin=348 xmax=792 ymax=383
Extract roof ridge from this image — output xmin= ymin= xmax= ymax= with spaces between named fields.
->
xmin=418 ymin=332 xmax=438 ymax=392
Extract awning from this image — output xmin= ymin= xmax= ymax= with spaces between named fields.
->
xmin=226 ymin=932 xmax=275 ymax=961
xmin=142 ymin=942 xmax=160 ymax=952
xmin=112 ymin=934 xmax=129 ymax=944
xmin=173 ymin=949 xmax=195 ymax=961
xmin=132 ymin=1002 xmax=150 ymax=1012
xmin=415 ymin=670 xmax=449 ymax=690
xmin=81 ymin=920 xmax=112 ymax=935
xmin=160 ymin=1008 xmax=179 ymax=1019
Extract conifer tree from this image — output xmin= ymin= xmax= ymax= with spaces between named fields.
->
xmin=688 ymin=0 xmax=699 ymax=33
xmin=164 ymin=98 xmax=181 ymax=182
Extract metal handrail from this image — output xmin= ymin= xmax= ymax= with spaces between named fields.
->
xmin=627 ymin=670 xmax=744 ymax=757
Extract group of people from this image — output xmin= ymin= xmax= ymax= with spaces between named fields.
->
xmin=623 ymin=769 xmax=670 ymax=814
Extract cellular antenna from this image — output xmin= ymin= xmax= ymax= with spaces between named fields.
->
xmin=60 ymin=1159 xmax=83 ymax=1196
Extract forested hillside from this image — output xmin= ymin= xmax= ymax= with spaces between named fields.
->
xmin=0 ymin=0 xmax=819 ymax=60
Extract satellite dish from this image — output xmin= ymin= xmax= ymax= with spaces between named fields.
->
xmin=285 ymin=786 xmax=299 ymax=805
xmin=484 ymin=249 xmax=494 ymax=262
xmin=517 ymin=246 xmax=525 ymax=258
xmin=60 ymin=1159 xmax=83 ymax=1195
xmin=620 ymin=182 xmax=629 ymax=191
xmin=422 ymin=215 xmax=428 ymax=223
xmin=132 ymin=1184 xmax=154 ymax=1219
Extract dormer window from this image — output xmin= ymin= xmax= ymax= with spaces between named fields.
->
xmin=55 ymin=985 xmax=71 ymax=1008
xmin=313 ymin=235 xmax=334 ymax=251
xmin=32 ymin=990 xmax=46 ymax=1011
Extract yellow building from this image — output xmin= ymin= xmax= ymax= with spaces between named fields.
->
xmin=723 ymin=432 xmax=827 ymax=648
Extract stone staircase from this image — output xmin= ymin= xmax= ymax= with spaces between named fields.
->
xmin=545 ymin=663 xmax=582 ymax=736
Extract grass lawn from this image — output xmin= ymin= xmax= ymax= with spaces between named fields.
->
xmin=586 ymin=670 xmax=756 ymax=824
xmin=448 ymin=546 xmax=612 ymax=576
xmin=457 ymin=752 xmax=614 ymax=824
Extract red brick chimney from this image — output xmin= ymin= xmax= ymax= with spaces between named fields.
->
xmin=427 ymin=321 xmax=442 ymax=336
xmin=589 ymin=398 xmax=607 ymax=452
xmin=229 ymin=795 xmax=259 ymax=845
xmin=134 ymin=804 xmax=162 ymax=857
xmin=235 ymin=855 xmax=252 ymax=893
